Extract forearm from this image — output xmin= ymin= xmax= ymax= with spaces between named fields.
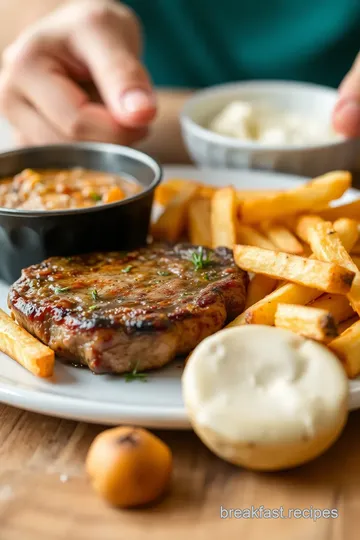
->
xmin=137 ymin=89 xmax=193 ymax=164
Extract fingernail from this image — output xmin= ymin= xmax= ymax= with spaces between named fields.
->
xmin=333 ymin=99 xmax=360 ymax=136
xmin=121 ymin=89 xmax=156 ymax=113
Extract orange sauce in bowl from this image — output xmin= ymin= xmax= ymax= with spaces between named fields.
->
xmin=0 ymin=168 xmax=142 ymax=210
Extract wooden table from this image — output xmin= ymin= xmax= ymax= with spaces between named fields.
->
xmin=1 ymin=403 xmax=360 ymax=539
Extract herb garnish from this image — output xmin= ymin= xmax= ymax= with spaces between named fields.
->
xmin=125 ymin=362 xmax=147 ymax=383
xmin=89 ymin=305 xmax=98 ymax=311
xmin=158 ymin=270 xmax=170 ymax=276
xmin=191 ymin=247 xmax=212 ymax=271
xmin=91 ymin=289 xmax=99 ymax=301
xmin=122 ymin=265 xmax=133 ymax=273
xmin=90 ymin=192 xmax=102 ymax=202
xmin=54 ymin=286 xmax=70 ymax=294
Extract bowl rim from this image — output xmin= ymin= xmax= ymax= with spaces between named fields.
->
xmin=180 ymin=79 xmax=351 ymax=152
xmin=0 ymin=142 xmax=162 ymax=217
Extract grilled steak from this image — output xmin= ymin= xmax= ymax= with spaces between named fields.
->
xmin=8 ymin=244 xmax=248 ymax=374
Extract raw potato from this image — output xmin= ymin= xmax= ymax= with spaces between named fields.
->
xmin=211 ymin=187 xmax=237 ymax=249
xmin=0 ymin=308 xmax=54 ymax=377
xmin=236 ymin=223 xmax=276 ymax=250
xmin=240 ymin=171 xmax=351 ymax=223
xmin=233 ymin=245 xmax=355 ymax=294
xmin=275 ymin=303 xmax=338 ymax=343
xmin=86 ymin=426 xmax=172 ymax=507
xmin=182 ymin=326 xmax=348 ymax=470
xmin=152 ymin=183 xmax=198 ymax=242
xmin=188 ymin=198 xmax=212 ymax=247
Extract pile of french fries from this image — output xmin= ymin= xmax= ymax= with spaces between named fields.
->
xmin=153 ymin=170 xmax=360 ymax=380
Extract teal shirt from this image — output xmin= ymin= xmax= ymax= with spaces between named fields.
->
xmin=122 ymin=0 xmax=359 ymax=88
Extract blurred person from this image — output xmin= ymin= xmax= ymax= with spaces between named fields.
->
xmin=0 ymin=0 xmax=358 ymax=162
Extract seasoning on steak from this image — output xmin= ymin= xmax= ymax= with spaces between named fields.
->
xmin=8 ymin=244 xmax=248 ymax=374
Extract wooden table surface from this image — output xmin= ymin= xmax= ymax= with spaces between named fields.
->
xmin=1 ymin=403 xmax=360 ymax=539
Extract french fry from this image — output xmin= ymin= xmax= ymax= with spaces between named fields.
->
xmin=233 ymin=245 xmax=355 ymax=294
xmin=259 ymin=222 xmax=304 ymax=254
xmin=351 ymin=255 xmax=360 ymax=270
xmin=309 ymin=293 xmax=354 ymax=323
xmin=295 ymin=215 xmax=324 ymax=244
xmin=240 ymin=171 xmax=351 ymax=223
xmin=236 ymin=223 xmax=276 ymax=250
xmin=236 ymin=190 xmax=280 ymax=202
xmin=318 ymin=199 xmax=360 ymax=221
xmin=349 ymin=238 xmax=360 ymax=256
xmin=338 ymin=316 xmax=359 ymax=334
xmin=307 ymin=221 xmax=360 ymax=314
xmin=274 ymin=303 xmax=338 ymax=342
xmin=152 ymin=183 xmax=199 ymax=242
xmin=229 ymin=222 xmax=360 ymax=328
xmin=154 ymin=184 xmax=178 ymax=206
xmin=211 ymin=187 xmax=237 ymax=249
xmin=329 ymin=320 xmax=360 ymax=378
xmin=245 ymin=274 xmax=277 ymax=309
xmin=228 ymin=282 xmax=322 ymax=327
xmin=333 ymin=218 xmax=359 ymax=250
xmin=0 ymin=309 xmax=54 ymax=377
xmin=188 ymin=198 xmax=212 ymax=247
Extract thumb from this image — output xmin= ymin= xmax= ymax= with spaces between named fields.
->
xmin=71 ymin=8 xmax=156 ymax=128
xmin=333 ymin=53 xmax=360 ymax=137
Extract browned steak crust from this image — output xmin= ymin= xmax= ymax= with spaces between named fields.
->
xmin=8 ymin=244 xmax=248 ymax=374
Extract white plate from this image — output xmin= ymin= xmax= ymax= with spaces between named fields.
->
xmin=0 ymin=165 xmax=359 ymax=428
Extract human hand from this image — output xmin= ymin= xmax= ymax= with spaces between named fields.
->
xmin=0 ymin=0 xmax=156 ymax=146
xmin=333 ymin=51 xmax=360 ymax=137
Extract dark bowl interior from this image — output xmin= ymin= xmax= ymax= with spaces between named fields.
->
xmin=0 ymin=143 xmax=162 ymax=284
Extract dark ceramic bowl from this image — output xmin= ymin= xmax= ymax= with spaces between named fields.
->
xmin=0 ymin=143 xmax=162 ymax=283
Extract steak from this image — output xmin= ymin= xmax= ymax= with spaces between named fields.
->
xmin=8 ymin=244 xmax=248 ymax=374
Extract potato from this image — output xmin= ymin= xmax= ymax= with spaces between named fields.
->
xmin=86 ymin=426 xmax=172 ymax=507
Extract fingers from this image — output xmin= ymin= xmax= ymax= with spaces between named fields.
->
xmin=3 ymin=93 xmax=148 ymax=146
xmin=333 ymin=52 xmax=360 ymax=137
xmin=71 ymin=6 xmax=156 ymax=127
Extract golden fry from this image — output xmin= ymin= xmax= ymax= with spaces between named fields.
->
xmin=351 ymin=255 xmax=360 ymax=270
xmin=259 ymin=222 xmax=304 ymax=254
xmin=236 ymin=223 xmax=276 ymax=250
xmin=295 ymin=215 xmax=324 ymax=244
xmin=233 ymin=245 xmax=355 ymax=294
xmin=349 ymin=239 xmax=360 ymax=256
xmin=333 ymin=218 xmax=359 ymax=251
xmin=245 ymin=274 xmax=277 ymax=309
xmin=318 ymin=199 xmax=360 ymax=221
xmin=211 ymin=187 xmax=237 ymax=249
xmin=152 ymin=184 xmax=198 ymax=242
xmin=240 ymin=171 xmax=351 ymax=223
xmin=228 ymin=282 xmax=321 ymax=327
xmin=307 ymin=221 xmax=360 ymax=314
xmin=154 ymin=184 xmax=178 ymax=206
xmin=329 ymin=320 xmax=360 ymax=378
xmin=275 ymin=303 xmax=338 ymax=343
xmin=309 ymin=293 xmax=354 ymax=323
xmin=188 ymin=198 xmax=212 ymax=247
xmin=0 ymin=309 xmax=54 ymax=377
xmin=338 ymin=316 xmax=359 ymax=334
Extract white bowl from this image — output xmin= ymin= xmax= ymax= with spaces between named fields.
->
xmin=180 ymin=81 xmax=360 ymax=177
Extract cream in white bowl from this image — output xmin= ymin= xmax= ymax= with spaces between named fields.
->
xmin=180 ymin=81 xmax=360 ymax=177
